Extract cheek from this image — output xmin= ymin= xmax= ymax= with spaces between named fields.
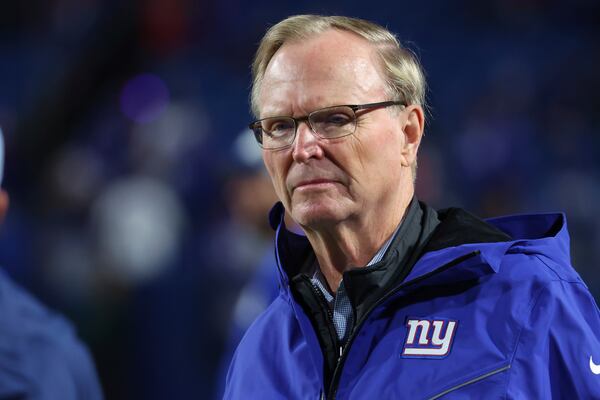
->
xmin=348 ymin=128 xmax=400 ymax=169
xmin=263 ymin=154 xmax=288 ymax=198
xmin=376 ymin=127 xmax=405 ymax=163
xmin=355 ymin=129 xmax=405 ymax=182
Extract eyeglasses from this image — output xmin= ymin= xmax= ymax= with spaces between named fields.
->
xmin=249 ymin=100 xmax=406 ymax=150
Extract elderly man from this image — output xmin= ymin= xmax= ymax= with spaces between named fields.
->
xmin=224 ymin=15 xmax=600 ymax=399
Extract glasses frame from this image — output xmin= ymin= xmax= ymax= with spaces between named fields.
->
xmin=249 ymin=100 xmax=406 ymax=150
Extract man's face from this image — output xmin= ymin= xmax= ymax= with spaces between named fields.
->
xmin=259 ymin=29 xmax=418 ymax=230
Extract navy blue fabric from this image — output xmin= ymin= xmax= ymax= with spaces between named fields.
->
xmin=310 ymin=224 xmax=398 ymax=343
xmin=0 ymin=269 xmax=103 ymax=400
xmin=224 ymin=211 xmax=600 ymax=399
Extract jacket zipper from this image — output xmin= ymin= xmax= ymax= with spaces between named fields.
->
xmin=326 ymin=250 xmax=481 ymax=400
xmin=301 ymin=275 xmax=342 ymax=392
xmin=305 ymin=276 xmax=338 ymax=340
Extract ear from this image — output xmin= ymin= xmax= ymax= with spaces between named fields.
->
xmin=400 ymin=105 xmax=425 ymax=167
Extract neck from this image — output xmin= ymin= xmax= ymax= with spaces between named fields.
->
xmin=303 ymin=190 xmax=414 ymax=292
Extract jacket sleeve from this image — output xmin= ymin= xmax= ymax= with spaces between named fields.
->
xmin=506 ymin=278 xmax=600 ymax=398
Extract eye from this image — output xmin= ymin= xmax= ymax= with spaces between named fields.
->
xmin=264 ymin=118 xmax=294 ymax=137
xmin=311 ymin=107 xmax=354 ymax=127
xmin=324 ymin=112 xmax=352 ymax=126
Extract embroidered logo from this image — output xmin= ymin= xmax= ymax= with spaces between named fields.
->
xmin=401 ymin=318 xmax=458 ymax=358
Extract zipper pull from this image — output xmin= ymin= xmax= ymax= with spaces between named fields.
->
xmin=339 ymin=345 xmax=343 ymax=359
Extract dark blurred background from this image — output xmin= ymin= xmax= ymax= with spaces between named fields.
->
xmin=0 ymin=1 xmax=599 ymax=399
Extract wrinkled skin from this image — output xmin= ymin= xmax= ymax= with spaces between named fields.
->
xmin=258 ymin=29 xmax=424 ymax=289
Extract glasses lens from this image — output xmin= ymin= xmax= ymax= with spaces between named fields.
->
xmin=259 ymin=117 xmax=295 ymax=149
xmin=309 ymin=106 xmax=356 ymax=139
xmin=250 ymin=123 xmax=264 ymax=146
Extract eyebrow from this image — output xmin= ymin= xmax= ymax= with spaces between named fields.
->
xmin=261 ymin=101 xmax=355 ymax=118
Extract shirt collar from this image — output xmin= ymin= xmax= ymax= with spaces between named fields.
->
xmin=366 ymin=222 xmax=401 ymax=266
xmin=311 ymin=206 xmax=405 ymax=293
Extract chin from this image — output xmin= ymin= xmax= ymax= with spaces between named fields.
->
xmin=290 ymin=199 xmax=351 ymax=229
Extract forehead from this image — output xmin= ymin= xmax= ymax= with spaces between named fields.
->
xmin=259 ymin=29 xmax=387 ymax=116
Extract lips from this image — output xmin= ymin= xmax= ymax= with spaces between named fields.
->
xmin=296 ymin=178 xmax=336 ymax=187
xmin=293 ymin=179 xmax=338 ymax=191
xmin=286 ymin=161 xmax=346 ymax=194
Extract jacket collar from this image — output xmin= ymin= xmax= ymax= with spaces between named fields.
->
xmin=269 ymin=202 xmax=569 ymax=292
xmin=403 ymin=211 xmax=569 ymax=287
xmin=487 ymin=212 xmax=570 ymax=261
xmin=269 ymin=198 xmax=432 ymax=291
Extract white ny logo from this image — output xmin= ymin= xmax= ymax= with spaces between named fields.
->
xmin=402 ymin=318 xmax=458 ymax=358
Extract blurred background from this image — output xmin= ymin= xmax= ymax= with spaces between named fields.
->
xmin=0 ymin=0 xmax=599 ymax=398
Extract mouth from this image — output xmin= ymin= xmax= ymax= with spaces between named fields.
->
xmin=293 ymin=179 xmax=339 ymax=192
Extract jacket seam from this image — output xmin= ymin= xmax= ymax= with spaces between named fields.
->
xmin=427 ymin=364 xmax=511 ymax=400
xmin=503 ymin=278 xmax=553 ymax=397
xmin=534 ymin=254 xmax=582 ymax=284
xmin=503 ymin=275 xmax=586 ymax=397
xmin=504 ymin=252 xmax=583 ymax=399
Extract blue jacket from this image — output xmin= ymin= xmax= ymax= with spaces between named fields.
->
xmin=0 ymin=269 xmax=103 ymax=400
xmin=225 ymin=203 xmax=600 ymax=399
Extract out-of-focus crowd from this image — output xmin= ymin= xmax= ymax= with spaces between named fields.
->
xmin=0 ymin=1 xmax=599 ymax=399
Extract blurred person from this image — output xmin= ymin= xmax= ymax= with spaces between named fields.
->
xmin=221 ymin=132 xmax=282 ymax=335
xmin=214 ymin=131 xmax=294 ymax=399
xmin=224 ymin=15 xmax=600 ymax=399
xmin=0 ymin=128 xmax=103 ymax=400
xmin=204 ymin=132 xmax=281 ymax=339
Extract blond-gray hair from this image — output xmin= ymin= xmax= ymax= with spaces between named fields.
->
xmin=250 ymin=14 xmax=427 ymax=119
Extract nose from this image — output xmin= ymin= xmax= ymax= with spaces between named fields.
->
xmin=291 ymin=121 xmax=324 ymax=163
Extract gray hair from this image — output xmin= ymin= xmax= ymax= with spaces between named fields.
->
xmin=250 ymin=15 xmax=427 ymax=119
xmin=251 ymin=15 xmax=427 ymax=180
